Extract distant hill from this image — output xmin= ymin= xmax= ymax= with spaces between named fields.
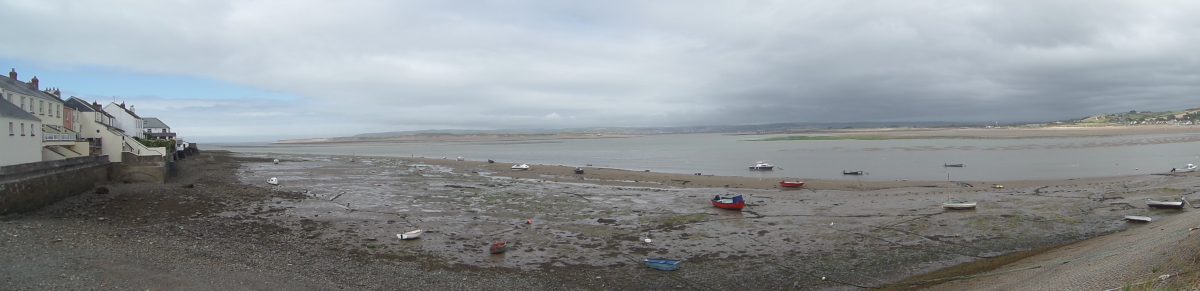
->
xmin=347 ymin=121 xmax=1011 ymax=139
xmin=1071 ymin=108 xmax=1200 ymax=125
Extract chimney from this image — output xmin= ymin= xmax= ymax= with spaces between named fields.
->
xmin=129 ymin=105 xmax=135 ymax=113
xmin=52 ymin=88 xmax=61 ymax=97
xmin=30 ymin=76 xmax=39 ymax=90
xmin=8 ymin=68 xmax=16 ymax=80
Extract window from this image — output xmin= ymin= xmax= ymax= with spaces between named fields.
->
xmin=20 ymin=123 xmax=25 ymax=136
xmin=20 ymin=96 xmax=26 ymax=111
xmin=39 ymin=100 xmax=44 ymax=115
xmin=7 ymin=122 xmax=11 ymax=136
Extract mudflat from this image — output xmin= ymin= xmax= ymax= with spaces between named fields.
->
xmin=2 ymin=151 xmax=1197 ymax=290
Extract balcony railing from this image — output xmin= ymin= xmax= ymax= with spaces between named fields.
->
xmin=43 ymin=132 xmax=78 ymax=142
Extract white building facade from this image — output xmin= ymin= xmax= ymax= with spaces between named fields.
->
xmin=103 ymin=102 xmax=143 ymax=137
xmin=0 ymin=99 xmax=43 ymax=166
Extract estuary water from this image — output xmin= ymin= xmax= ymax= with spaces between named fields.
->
xmin=212 ymin=133 xmax=1200 ymax=181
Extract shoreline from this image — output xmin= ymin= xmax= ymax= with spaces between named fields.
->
xmin=6 ymin=150 xmax=1198 ymax=289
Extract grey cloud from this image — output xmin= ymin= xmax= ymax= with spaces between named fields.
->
xmin=1 ymin=0 xmax=1198 ymax=141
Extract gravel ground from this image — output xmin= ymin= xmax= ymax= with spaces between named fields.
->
xmin=2 ymin=150 xmax=1197 ymax=290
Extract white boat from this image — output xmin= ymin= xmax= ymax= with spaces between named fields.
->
xmin=267 ymin=177 xmax=279 ymax=185
xmin=1124 ymin=215 xmax=1152 ymax=223
xmin=942 ymin=201 xmax=977 ymax=210
xmin=1146 ymin=198 xmax=1185 ymax=209
xmin=272 ymin=158 xmax=280 ymax=164
xmin=511 ymin=164 xmax=531 ymax=170
xmin=748 ymin=161 xmax=774 ymax=171
xmin=456 ymin=156 xmax=465 ymax=161
xmin=397 ymin=229 xmax=423 ymax=240
xmin=1171 ymin=163 xmax=1198 ymax=173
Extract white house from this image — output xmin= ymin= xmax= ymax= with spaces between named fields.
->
xmin=0 ymin=68 xmax=87 ymax=161
xmin=68 ymin=98 xmax=167 ymax=162
xmin=103 ymin=102 xmax=143 ymax=137
xmin=141 ymin=117 xmax=175 ymax=140
xmin=0 ymin=97 xmax=42 ymax=166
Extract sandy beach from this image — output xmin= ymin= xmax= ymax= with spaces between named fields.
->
xmin=3 ymin=150 xmax=1198 ymax=290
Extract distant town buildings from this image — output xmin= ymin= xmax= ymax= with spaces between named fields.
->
xmin=1 ymin=68 xmax=187 ymax=167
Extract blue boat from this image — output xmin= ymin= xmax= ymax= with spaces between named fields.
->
xmin=644 ymin=258 xmax=681 ymax=271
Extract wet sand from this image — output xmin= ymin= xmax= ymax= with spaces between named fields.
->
xmin=4 ymin=151 xmax=1198 ymax=290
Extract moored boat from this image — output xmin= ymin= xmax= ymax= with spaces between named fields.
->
xmin=267 ymin=177 xmax=279 ymax=185
xmin=574 ymin=167 xmax=585 ymax=174
xmin=779 ymin=180 xmax=806 ymax=188
xmin=942 ymin=201 xmax=977 ymax=210
xmin=511 ymin=164 xmax=530 ymax=170
xmin=842 ymin=170 xmax=865 ymax=175
xmin=1124 ymin=215 xmax=1153 ymax=223
xmin=644 ymin=258 xmax=681 ymax=271
xmin=749 ymin=161 xmax=774 ymax=171
xmin=943 ymin=163 xmax=964 ymax=167
xmin=1171 ymin=163 xmax=1198 ymax=173
xmin=397 ymin=229 xmax=424 ymax=240
xmin=711 ymin=194 xmax=746 ymax=210
xmin=1146 ymin=198 xmax=1185 ymax=209
xmin=490 ymin=240 xmax=508 ymax=254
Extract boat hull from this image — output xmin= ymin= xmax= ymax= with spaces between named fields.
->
xmin=1147 ymin=202 xmax=1185 ymax=209
xmin=644 ymin=259 xmax=681 ymax=271
xmin=712 ymin=195 xmax=746 ymax=210
xmin=1124 ymin=215 xmax=1153 ymax=222
xmin=779 ymin=181 xmax=806 ymax=188
xmin=490 ymin=241 xmax=508 ymax=254
xmin=942 ymin=202 xmax=977 ymax=210
xmin=749 ymin=166 xmax=774 ymax=171
xmin=398 ymin=230 xmax=423 ymax=240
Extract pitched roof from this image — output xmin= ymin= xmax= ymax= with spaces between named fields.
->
xmin=64 ymin=97 xmax=95 ymax=112
xmin=0 ymin=97 xmax=39 ymax=121
xmin=0 ymin=76 xmax=61 ymax=101
xmin=143 ymin=117 xmax=169 ymax=129
xmin=106 ymin=102 xmax=141 ymax=119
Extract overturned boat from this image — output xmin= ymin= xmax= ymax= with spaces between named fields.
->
xmin=1124 ymin=215 xmax=1153 ymax=223
xmin=644 ymin=258 xmax=681 ymax=271
xmin=711 ymin=194 xmax=746 ymax=210
xmin=942 ymin=200 xmax=977 ymax=210
xmin=397 ymin=229 xmax=424 ymax=240
xmin=779 ymin=180 xmax=806 ymax=188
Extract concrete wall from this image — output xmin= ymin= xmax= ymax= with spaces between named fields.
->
xmin=0 ymin=116 xmax=43 ymax=167
xmin=0 ymin=156 xmax=110 ymax=215
xmin=112 ymin=152 xmax=168 ymax=183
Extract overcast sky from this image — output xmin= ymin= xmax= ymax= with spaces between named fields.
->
xmin=1 ymin=0 xmax=1198 ymax=141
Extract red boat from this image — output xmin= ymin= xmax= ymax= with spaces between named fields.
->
xmin=779 ymin=180 xmax=806 ymax=188
xmin=490 ymin=240 xmax=508 ymax=254
xmin=711 ymin=194 xmax=745 ymax=210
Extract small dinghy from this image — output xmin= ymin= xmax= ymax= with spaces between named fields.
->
xmin=397 ymin=229 xmax=423 ymax=240
xmin=489 ymin=240 xmax=508 ymax=254
xmin=487 ymin=159 xmax=495 ymax=164
xmin=1170 ymin=163 xmax=1198 ymax=173
xmin=842 ymin=170 xmax=865 ymax=175
xmin=1124 ymin=215 xmax=1153 ymax=223
xmin=456 ymin=156 xmax=465 ymax=161
xmin=511 ymin=164 xmax=531 ymax=170
xmin=943 ymin=163 xmax=964 ymax=167
xmin=267 ymin=177 xmax=279 ymax=185
xmin=1146 ymin=198 xmax=1185 ymax=209
xmin=779 ymin=180 xmax=806 ymax=188
xmin=644 ymin=258 xmax=681 ymax=271
xmin=574 ymin=167 xmax=585 ymax=174
xmin=711 ymin=194 xmax=746 ymax=210
xmin=942 ymin=201 xmax=977 ymax=210
xmin=273 ymin=158 xmax=280 ymax=164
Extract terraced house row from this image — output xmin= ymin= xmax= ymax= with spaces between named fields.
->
xmin=0 ymin=68 xmax=188 ymax=167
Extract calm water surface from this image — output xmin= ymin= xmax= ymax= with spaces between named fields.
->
xmin=211 ymin=133 xmax=1200 ymax=181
